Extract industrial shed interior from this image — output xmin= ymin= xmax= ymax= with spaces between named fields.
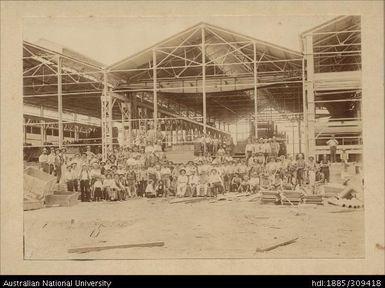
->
xmin=23 ymin=15 xmax=362 ymax=162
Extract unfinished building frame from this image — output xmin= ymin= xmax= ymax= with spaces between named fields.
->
xmin=301 ymin=15 xmax=362 ymax=161
xmin=23 ymin=16 xmax=362 ymax=161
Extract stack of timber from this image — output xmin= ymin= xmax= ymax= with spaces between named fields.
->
xmin=303 ymin=195 xmax=323 ymax=205
xmin=280 ymin=191 xmax=302 ymax=206
xmin=260 ymin=191 xmax=280 ymax=204
xmin=323 ymin=183 xmax=345 ymax=198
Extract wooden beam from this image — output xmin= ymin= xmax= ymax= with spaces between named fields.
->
xmin=68 ymin=242 xmax=165 ymax=254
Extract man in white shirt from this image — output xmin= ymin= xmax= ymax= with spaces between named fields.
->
xmin=126 ymin=156 xmax=137 ymax=167
xmin=245 ymin=139 xmax=254 ymax=162
xmin=270 ymin=136 xmax=280 ymax=157
xmin=263 ymin=139 xmax=272 ymax=161
xmin=208 ymin=169 xmax=224 ymax=196
xmin=38 ymin=148 xmax=49 ymax=173
xmin=145 ymin=141 xmax=154 ymax=154
xmin=326 ymin=135 xmax=338 ymax=163
xmin=85 ymin=145 xmax=95 ymax=162
xmin=47 ymin=149 xmax=56 ymax=175
xmin=153 ymin=140 xmax=163 ymax=158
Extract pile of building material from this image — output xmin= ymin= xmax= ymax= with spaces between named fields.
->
xmin=45 ymin=183 xmax=80 ymax=207
xmin=303 ymin=195 xmax=323 ymax=205
xmin=327 ymin=180 xmax=364 ymax=208
xmin=323 ymin=183 xmax=345 ymax=198
xmin=280 ymin=191 xmax=302 ymax=206
xmin=24 ymin=166 xmax=80 ymax=210
xmin=327 ymin=197 xmax=363 ymax=208
xmin=260 ymin=191 xmax=280 ymax=204
xmin=24 ymin=167 xmax=56 ymax=210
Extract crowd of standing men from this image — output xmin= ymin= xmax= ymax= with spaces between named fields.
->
xmin=37 ymin=131 xmax=334 ymax=202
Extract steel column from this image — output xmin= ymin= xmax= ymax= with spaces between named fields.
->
xmin=302 ymin=57 xmax=308 ymax=158
xmin=253 ymin=42 xmax=258 ymax=138
xmin=57 ymin=56 xmax=63 ymax=148
xmin=305 ymin=35 xmax=316 ymax=157
xmin=298 ymin=118 xmax=302 ymax=154
xmin=153 ymin=49 xmax=158 ymax=136
xmin=202 ymin=25 xmax=207 ymax=153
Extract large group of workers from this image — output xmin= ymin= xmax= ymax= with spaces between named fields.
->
xmin=37 ymin=134 xmax=332 ymax=202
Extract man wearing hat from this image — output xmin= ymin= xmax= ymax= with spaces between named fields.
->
xmin=270 ymin=136 xmax=280 ymax=158
xmin=262 ymin=138 xmax=271 ymax=162
xmin=208 ymin=168 xmax=224 ymax=197
xmin=244 ymin=138 xmax=254 ymax=162
xmin=99 ymin=161 xmax=106 ymax=175
xmin=78 ymin=163 xmax=91 ymax=202
xmin=160 ymin=163 xmax=172 ymax=196
xmin=307 ymin=156 xmax=317 ymax=187
xmin=176 ymin=168 xmax=188 ymax=197
xmin=54 ymin=148 xmax=64 ymax=183
xmin=39 ymin=148 xmax=49 ymax=173
xmin=70 ymin=162 xmax=79 ymax=192
xmin=47 ymin=148 xmax=56 ymax=175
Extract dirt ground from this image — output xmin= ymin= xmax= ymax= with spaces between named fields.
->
xmin=24 ymin=194 xmax=365 ymax=260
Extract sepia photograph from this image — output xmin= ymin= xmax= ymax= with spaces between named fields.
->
xmin=21 ymin=14 xmax=366 ymax=260
xmin=1 ymin=0 xmax=384 ymax=276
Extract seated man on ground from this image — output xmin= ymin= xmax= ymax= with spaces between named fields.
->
xmin=238 ymin=175 xmax=251 ymax=193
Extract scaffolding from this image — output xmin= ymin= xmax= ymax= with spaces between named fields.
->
xmin=301 ymin=15 xmax=362 ymax=161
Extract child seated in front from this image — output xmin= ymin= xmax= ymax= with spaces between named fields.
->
xmin=238 ymin=175 xmax=251 ymax=193
xmin=271 ymin=173 xmax=282 ymax=190
xmin=155 ymin=180 xmax=165 ymax=197
xmin=248 ymin=171 xmax=260 ymax=194
xmin=145 ymin=179 xmax=156 ymax=198
xmin=230 ymin=173 xmax=241 ymax=192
